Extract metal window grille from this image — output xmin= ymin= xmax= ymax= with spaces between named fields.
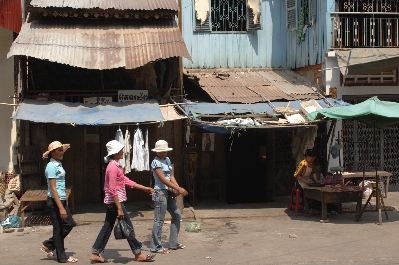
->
xmin=211 ymin=0 xmax=247 ymax=31
xmin=340 ymin=0 xmax=399 ymax=13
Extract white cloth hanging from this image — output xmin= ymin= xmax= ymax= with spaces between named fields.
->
xmin=115 ymin=128 xmax=125 ymax=168
xmin=124 ymin=128 xmax=132 ymax=174
xmin=131 ymin=128 xmax=149 ymax=171
xmin=143 ymin=129 xmax=149 ymax=171
xmin=186 ymin=125 xmax=190 ymax=143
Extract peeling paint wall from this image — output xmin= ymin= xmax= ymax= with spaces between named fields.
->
xmin=182 ymin=0 xmax=329 ymax=69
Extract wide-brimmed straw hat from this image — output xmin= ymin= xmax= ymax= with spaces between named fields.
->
xmin=42 ymin=141 xmax=70 ymax=159
xmin=152 ymin=140 xmax=172 ymax=152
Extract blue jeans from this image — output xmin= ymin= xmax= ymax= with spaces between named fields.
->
xmin=91 ymin=203 xmax=142 ymax=255
xmin=150 ymin=189 xmax=181 ymax=251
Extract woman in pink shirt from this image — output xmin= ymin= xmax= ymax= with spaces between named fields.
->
xmin=90 ymin=140 xmax=155 ymax=263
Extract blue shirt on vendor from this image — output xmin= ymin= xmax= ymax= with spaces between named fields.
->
xmin=45 ymin=158 xmax=66 ymax=200
xmin=151 ymin=156 xmax=172 ymax=190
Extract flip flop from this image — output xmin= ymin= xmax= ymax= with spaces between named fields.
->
xmin=153 ymin=249 xmax=170 ymax=254
xmin=137 ymin=253 xmax=156 ymax=262
xmin=66 ymin=257 xmax=78 ymax=263
xmin=169 ymin=244 xmax=185 ymax=250
xmin=40 ymin=246 xmax=55 ymax=258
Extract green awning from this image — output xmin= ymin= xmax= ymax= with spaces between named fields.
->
xmin=307 ymin=96 xmax=399 ymax=129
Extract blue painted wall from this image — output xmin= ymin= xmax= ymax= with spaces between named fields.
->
xmin=181 ymin=0 xmax=333 ymax=70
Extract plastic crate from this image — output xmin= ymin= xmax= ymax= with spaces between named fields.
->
xmin=300 ymin=99 xmax=323 ymax=117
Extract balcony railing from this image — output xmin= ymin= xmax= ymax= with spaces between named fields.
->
xmin=331 ymin=12 xmax=399 ymax=48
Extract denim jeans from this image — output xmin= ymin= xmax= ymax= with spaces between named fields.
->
xmin=150 ymin=189 xmax=181 ymax=251
xmin=91 ymin=203 xmax=142 ymax=255
xmin=43 ymin=197 xmax=76 ymax=263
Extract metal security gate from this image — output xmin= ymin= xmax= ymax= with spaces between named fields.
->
xmin=342 ymin=96 xmax=399 ymax=186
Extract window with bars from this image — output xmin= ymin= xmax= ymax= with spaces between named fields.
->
xmin=194 ymin=0 xmax=261 ymax=32
xmin=332 ymin=0 xmax=399 ymax=47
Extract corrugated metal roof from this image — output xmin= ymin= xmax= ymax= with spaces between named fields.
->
xmin=0 ymin=0 xmax=22 ymax=33
xmin=186 ymin=69 xmax=320 ymax=103
xmin=8 ymin=19 xmax=192 ymax=70
xmin=30 ymin=0 xmax=179 ymax=11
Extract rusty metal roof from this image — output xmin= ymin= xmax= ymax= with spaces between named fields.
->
xmin=29 ymin=0 xmax=179 ymax=11
xmin=185 ymin=69 xmax=321 ymax=103
xmin=0 ymin=0 xmax=22 ymax=33
xmin=8 ymin=19 xmax=192 ymax=70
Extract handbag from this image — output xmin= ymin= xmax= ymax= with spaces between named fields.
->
xmin=114 ymin=219 xmax=125 ymax=240
xmin=114 ymin=219 xmax=134 ymax=240
xmin=168 ymin=188 xmax=180 ymax=198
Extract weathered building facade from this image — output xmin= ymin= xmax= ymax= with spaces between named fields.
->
xmin=8 ymin=0 xmax=192 ymax=203
xmin=324 ymin=0 xmax=399 ymax=185
xmin=178 ymin=0 xmax=334 ymax=202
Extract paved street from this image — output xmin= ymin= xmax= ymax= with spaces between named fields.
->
xmin=2 ymin=189 xmax=399 ymax=265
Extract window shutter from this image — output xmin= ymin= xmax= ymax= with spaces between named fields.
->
xmin=308 ymin=0 xmax=316 ymax=25
xmin=286 ymin=0 xmax=297 ymax=31
xmin=247 ymin=3 xmax=261 ymax=30
xmin=193 ymin=2 xmax=211 ymax=31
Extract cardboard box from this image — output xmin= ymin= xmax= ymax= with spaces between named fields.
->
xmin=300 ymin=99 xmax=323 ymax=117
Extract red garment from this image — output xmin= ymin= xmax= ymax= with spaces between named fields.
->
xmin=104 ymin=160 xmax=136 ymax=204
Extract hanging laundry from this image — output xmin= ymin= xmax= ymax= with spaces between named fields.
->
xmin=143 ymin=129 xmax=149 ymax=171
xmin=186 ymin=125 xmax=190 ymax=143
xmin=131 ymin=128 xmax=149 ymax=171
xmin=115 ymin=128 xmax=126 ymax=168
xmin=124 ymin=128 xmax=132 ymax=174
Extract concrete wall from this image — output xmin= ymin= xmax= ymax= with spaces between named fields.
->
xmin=0 ymin=27 xmax=17 ymax=172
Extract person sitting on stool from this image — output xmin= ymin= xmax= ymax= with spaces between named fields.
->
xmin=294 ymin=148 xmax=319 ymax=188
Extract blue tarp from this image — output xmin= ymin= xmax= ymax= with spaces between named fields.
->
xmin=181 ymin=98 xmax=349 ymax=115
xmin=13 ymin=99 xmax=166 ymax=125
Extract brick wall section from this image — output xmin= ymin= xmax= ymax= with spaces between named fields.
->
xmin=294 ymin=64 xmax=323 ymax=88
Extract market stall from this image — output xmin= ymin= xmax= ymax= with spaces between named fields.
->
xmin=303 ymin=185 xmax=363 ymax=221
xmin=308 ymin=96 xmax=399 ymax=224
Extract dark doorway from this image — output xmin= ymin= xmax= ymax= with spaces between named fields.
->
xmin=225 ymin=131 xmax=272 ymax=204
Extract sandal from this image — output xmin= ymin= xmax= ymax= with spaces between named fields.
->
xmin=66 ymin=257 xmax=78 ymax=263
xmin=169 ymin=244 xmax=185 ymax=250
xmin=90 ymin=253 xmax=105 ymax=263
xmin=40 ymin=245 xmax=54 ymax=258
xmin=137 ymin=253 xmax=156 ymax=262
xmin=153 ymin=249 xmax=170 ymax=254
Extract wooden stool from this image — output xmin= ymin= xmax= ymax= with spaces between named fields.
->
xmin=289 ymin=187 xmax=304 ymax=213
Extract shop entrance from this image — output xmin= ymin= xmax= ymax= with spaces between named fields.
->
xmin=225 ymin=131 xmax=272 ymax=204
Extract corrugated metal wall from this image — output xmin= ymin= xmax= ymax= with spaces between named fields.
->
xmin=181 ymin=0 xmax=331 ymax=70
xmin=0 ymin=0 xmax=22 ymax=33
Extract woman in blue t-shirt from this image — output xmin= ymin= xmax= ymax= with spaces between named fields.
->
xmin=150 ymin=140 xmax=188 ymax=254
xmin=40 ymin=141 xmax=77 ymax=263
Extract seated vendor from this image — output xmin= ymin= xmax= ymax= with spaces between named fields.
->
xmin=294 ymin=148 xmax=318 ymax=189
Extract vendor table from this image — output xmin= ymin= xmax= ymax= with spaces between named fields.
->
xmin=20 ymin=186 xmax=74 ymax=227
xmin=341 ymin=171 xmax=392 ymax=198
xmin=303 ymin=186 xmax=362 ymax=221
